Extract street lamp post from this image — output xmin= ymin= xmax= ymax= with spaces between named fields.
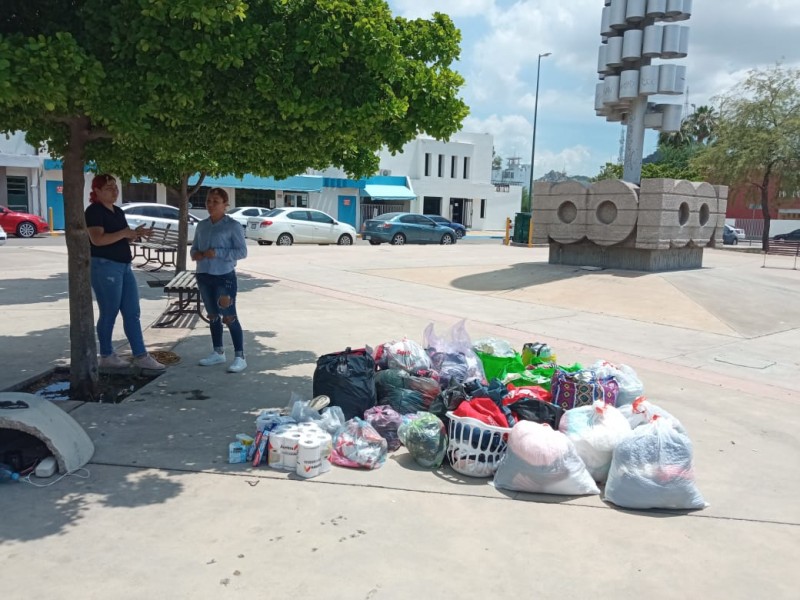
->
xmin=528 ymin=52 xmax=551 ymax=213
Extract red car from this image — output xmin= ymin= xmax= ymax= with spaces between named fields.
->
xmin=0 ymin=205 xmax=50 ymax=238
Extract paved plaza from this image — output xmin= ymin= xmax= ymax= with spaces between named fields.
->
xmin=0 ymin=237 xmax=798 ymax=599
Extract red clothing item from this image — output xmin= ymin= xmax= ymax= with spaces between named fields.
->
xmin=504 ymin=385 xmax=552 ymax=404
xmin=453 ymin=397 xmax=509 ymax=428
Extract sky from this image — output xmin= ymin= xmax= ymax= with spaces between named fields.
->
xmin=386 ymin=0 xmax=800 ymax=179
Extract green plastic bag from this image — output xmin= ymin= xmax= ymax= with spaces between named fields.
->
xmin=475 ymin=350 xmax=526 ymax=382
xmin=505 ymin=363 xmax=583 ymax=390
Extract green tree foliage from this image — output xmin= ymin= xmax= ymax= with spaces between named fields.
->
xmin=659 ymin=105 xmax=718 ymax=148
xmin=693 ymin=65 xmax=800 ymax=249
xmin=0 ymin=0 xmax=468 ymax=396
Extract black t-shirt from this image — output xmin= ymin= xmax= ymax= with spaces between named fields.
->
xmin=85 ymin=203 xmax=132 ymax=263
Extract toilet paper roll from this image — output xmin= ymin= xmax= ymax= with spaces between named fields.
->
xmin=296 ymin=437 xmax=322 ymax=479
xmin=316 ymin=432 xmax=333 ymax=473
xmin=298 ymin=422 xmax=323 ymax=434
xmin=268 ymin=426 xmax=290 ymax=468
xmin=280 ymin=431 xmax=303 ymax=470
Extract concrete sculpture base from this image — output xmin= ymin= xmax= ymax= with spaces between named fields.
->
xmin=0 ymin=392 xmax=94 ymax=474
xmin=549 ymin=242 xmax=704 ymax=271
xmin=532 ymin=178 xmax=729 ymax=272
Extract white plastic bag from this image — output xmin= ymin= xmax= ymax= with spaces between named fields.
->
xmin=423 ymin=320 xmax=485 ymax=383
xmin=618 ymin=397 xmax=687 ymax=436
xmin=558 ymin=402 xmax=632 ymax=483
xmin=590 ymin=360 xmax=644 ymax=406
xmin=605 ymin=417 xmax=707 ymax=510
xmin=493 ymin=421 xmax=600 ymax=496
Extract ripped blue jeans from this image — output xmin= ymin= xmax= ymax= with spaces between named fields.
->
xmin=196 ymin=271 xmax=244 ymax=354
xmin=90 ymin=257 xmax=146 ymax=357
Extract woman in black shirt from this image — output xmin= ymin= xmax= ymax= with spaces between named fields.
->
xmin=84 ymin=174 xmax=165 ymax=370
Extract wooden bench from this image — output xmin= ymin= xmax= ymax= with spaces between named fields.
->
xmin=132 ymin=224 xmax=180 ymax=271
xmin=155 ymin=271 xmax=209 ymax=327
xmin=763 ymin=240 xmax=800 ymax=269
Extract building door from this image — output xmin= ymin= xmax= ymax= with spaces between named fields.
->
xmin=46 ymin=180 xmax=65 ymax=230
xmin=449 ymin=198 xmax=464 ymax=224
xmin=423 ymin=196 xmax=442 ymax=215
xmin=337 ymin=195 xmax=356 ymax=228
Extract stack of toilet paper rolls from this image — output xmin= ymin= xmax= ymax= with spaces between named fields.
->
xmin=268 ymin=422 xmax=332 ymax=478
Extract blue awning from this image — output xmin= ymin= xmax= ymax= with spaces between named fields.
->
xmin=363 ymin=184 xmax=416 ymax=201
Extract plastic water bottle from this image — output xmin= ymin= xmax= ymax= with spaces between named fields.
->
xmin=0 ymin=463 xmax=20 ymax=482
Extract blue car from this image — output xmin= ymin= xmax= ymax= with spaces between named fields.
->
xmin=427 ymin=215 xmax=467 ymax=239
xmin=362 ymin=212 xmax=458 ymax=245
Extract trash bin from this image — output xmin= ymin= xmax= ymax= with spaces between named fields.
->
xmin=513 ymin=212 xmax=532 ymax=244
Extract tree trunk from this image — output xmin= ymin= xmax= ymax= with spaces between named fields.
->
xmin=63 ymin=117 xmax=99 ymax=398
xmin=761 ymin=168 xmax=773 ymax=252
xmin=176 ymin=175 xmax=190 ymax=272
xmin=175 ymin=172 xmax=206 ymax=273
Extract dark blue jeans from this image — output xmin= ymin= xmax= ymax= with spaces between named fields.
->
xmin=196 ymin=271 xmax=244 ymax=354
xmin=90 ymin=257 xmax=146 ymax=357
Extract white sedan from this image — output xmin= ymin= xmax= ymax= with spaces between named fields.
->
xmin=121 ymin=203 xmax=199 ymax=243
xmin=246 ymin=208 xmax=357 ymax=246
xmin=227 ymin=206 xmax=274 ymax=228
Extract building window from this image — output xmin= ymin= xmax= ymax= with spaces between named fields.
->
xmin=463 ymin=157 xmax=470 ymax=179
xmin=438 ymin=154 xmax=444 ymax=177
xmin=424 ymin=153 xmax=431 ymax=177
xmin=235 ymin=188 xmax=276 ymax=208
xmin=121 ymin=182 xmax=157 ymax=204
xmin=284 ymin=192 xmax=308 ymax=207
xmin=167 ymin=185 xmax=212 ymax=208
xmin=451 ymin=156 xmax=457 ymax=178
xmin=6 ymin=176 xmax=29 ymax=212
xmin=480 ymin=198 xmax=486 ymax=219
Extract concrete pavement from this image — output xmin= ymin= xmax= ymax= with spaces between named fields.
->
xmin=1 ymin=237 xmax=799 ymax=599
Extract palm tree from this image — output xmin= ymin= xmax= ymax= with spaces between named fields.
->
xmin=659 ymin=105 xmax=718 ymax=147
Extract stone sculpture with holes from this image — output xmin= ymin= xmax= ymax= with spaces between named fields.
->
xmin=532 ymin=178 xmax=728 ymax=271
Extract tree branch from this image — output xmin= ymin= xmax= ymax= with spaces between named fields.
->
xmin=188 ymin=172 xmax=207 ymax=198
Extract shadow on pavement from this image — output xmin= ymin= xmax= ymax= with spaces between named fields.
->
xmin=0 ymin=466 xmax=183 ymax=543
xmin=450 ymin=262 xmax=648 ymax=292
xmin=0 ymin=273 xmax=69 ymax=307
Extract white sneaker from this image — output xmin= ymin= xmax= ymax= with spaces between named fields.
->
xmin=99 ymin=353 xmax=129 ymax=368
xmin=133 ymin=353 xmax=166 ymax=371
xmin=227 ymin=357 xmax=247 ymax=373
xmin=199 ymin=352 xmax=226 ymax=366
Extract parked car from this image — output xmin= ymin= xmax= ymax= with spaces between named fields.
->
xmin=121 ymin=203 xmax=199 ymax=242
xmin=723 ymin=224 xmax=746 ymax=245
xmin=227 ymin=206 xmax=274 ymax=228
xmin=245 ymin=208 xmax=357 ymax=246
xmin=0 ymin=205 xmax=50 ymax=238
xmin=773 ymin=228 xmax=800 ymax=241
xmin=361 ymin=212 xmax=457 ymax=245
xmin=0 ymin=224 xmax=7 ymax=245
xmin=426 ymin=215 xmax=467 ymax=238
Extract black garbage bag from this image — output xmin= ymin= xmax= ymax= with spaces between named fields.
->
xmin=313 ymin=347 xmax=376 ymax=421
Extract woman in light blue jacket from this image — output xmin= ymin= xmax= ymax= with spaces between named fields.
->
xmin=191 ymin=188 xmax=249 ymax=373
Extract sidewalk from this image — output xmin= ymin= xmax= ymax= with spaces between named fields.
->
xmin=1 ymin=241 xmax=798 ymax=599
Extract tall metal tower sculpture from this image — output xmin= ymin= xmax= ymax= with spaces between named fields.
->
xmin=594 ymin=0 xmax=692 ymax=183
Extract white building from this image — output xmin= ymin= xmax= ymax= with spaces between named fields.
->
xmin=0 ymin=132 xmax=44 ymax=216
xmin=5 ymin=130 xmax=520 ymax=233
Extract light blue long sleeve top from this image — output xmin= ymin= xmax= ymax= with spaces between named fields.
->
xmin=191 ymin=215 xmax=248 ymax=275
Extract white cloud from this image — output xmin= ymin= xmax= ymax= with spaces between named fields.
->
xmin=387 ymin=0 xmax=800 ymax=178
xmin=390 ymin=0 xmax=495 ymax=19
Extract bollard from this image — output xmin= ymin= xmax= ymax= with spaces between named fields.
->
xmin=504 ymin=217 xmax=511 ymax=245
xmin=49 ymin=207 xmax=55 ymax=236
xmin=528 ymin=217 xmax=534 ymax=248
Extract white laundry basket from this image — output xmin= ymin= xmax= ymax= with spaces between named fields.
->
xmin=446 ymin=412 xmax=511 ymax=478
